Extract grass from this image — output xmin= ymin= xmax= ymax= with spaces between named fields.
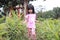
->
xmin=0 ymin=11 xmax=60 ymax=40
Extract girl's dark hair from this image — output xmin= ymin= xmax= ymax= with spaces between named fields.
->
xmin=27 ymin=4 xmax=35 ymax=14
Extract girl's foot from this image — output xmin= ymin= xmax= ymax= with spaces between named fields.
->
xmin=32 ymin=34 xmax=36 ymax=40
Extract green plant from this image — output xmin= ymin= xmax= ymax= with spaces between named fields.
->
xmin=0 ymin=11 xmax=60 ymax=40
xmin=36 ymin=19 xmax=60 ymax=40
xmin=0 ymin=11 xmax=27 ymax=40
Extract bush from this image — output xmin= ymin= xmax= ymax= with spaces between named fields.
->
xmin=0 ymin=11 xmax=28 ymax=40
xmin=36 ymin=19 xmax=60 ymax=40
xmin=0 ymin=11 xmax=60 ymax=40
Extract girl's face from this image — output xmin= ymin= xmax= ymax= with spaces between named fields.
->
xmin=28 ymin=9 xmax=33 ymax=13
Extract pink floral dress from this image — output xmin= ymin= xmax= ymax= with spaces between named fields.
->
xmin=25 ymin=14 xmax=36 ymax=34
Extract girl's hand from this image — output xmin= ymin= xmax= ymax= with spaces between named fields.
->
xmin=35 ymin=20 xmax=40 ymax=23
xmin=23 ymin=21 xmax=26 ymax=24
xmin=23 ymin=20 xmax=27 ymax=24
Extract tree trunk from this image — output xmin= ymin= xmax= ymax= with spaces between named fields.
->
xmin=9 ymin=7 xmax=13 ymax=17
xmin=17 ymin=8 xmax=20 ymax=18
xmin=24 ymin=0 xmax=28 ymax=17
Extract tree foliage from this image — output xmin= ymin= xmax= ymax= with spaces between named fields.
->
xmin=0 ymin=0 xmax=34 ymax=7
xmin=37 ymin=7 xmax=60 ymax=19
xmin=53 ymin=7 xmax=60 ymax=18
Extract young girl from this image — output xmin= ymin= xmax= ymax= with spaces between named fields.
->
xmin=25 ymin=4 xmax=36 ymax=40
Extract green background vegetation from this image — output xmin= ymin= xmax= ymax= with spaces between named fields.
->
xmin=0 ymin=10 xmax=60 ymax=40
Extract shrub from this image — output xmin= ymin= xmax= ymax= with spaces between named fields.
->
xmin=0 ymin=11 xmax=28 ymax=40
xmin=36 ymin=19 xmax=60 ymax=40
xmin=0 ymin=11 xmax=60 ymax=40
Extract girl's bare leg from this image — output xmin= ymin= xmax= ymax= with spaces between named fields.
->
xmin=31 ymin=28 xmax=36 ymax=40
xmin=27 ymin=28 xmax=32 ymax=40
xmin=32 ymin=34 xmax=36 ymax=40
